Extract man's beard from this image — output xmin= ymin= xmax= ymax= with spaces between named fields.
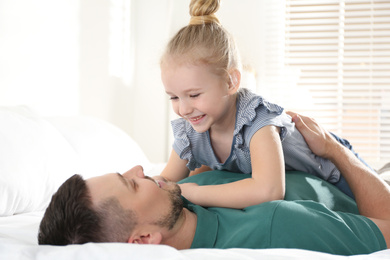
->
xmin=153 ymin=182 xmax=183 ymax=230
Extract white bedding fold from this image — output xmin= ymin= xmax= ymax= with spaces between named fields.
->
xmin=1 ymin=211 xmax=389 ymax=260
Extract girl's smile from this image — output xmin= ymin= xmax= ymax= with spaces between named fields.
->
xmin=187 ymin=114 xmax=206 ymax=125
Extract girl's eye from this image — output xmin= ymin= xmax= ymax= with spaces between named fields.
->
xmin=169 ymin=96 xmax=178 ymax=100
xmin=190 ymin=94 xmax=200 ymax=98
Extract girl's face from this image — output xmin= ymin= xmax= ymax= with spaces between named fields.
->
xmin=161 ymin=60 xmax=237 ymax=133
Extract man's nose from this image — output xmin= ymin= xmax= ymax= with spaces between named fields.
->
xmin=123 ymin=165 xmax=144 ymax=178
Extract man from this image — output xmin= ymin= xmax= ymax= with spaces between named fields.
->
xmin=38 ymin=113 xmax=390 ymax=255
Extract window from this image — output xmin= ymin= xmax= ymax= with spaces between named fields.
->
xmin=259 ymin=0 xmax=390 ymax=163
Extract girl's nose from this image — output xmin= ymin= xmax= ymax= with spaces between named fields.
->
xmin=179 ymin=100 xmax=192 ymax=116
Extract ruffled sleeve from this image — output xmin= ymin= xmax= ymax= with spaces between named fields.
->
xmin=234 ymin=89 xmax=289 ymax=146
xmin=227 ymin=89 xmax=294 ymax=173
xmin=171 ymin=118 xmax=202 ymax=170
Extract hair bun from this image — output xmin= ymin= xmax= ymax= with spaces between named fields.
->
xmin=189 ymin=0 xmax=220 ymax=25
xmin=189 ymin=14 xmax=220 ymax=25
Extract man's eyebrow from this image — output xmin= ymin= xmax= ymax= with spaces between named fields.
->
xmin=116 ymin=173 xmax=132 ymax=190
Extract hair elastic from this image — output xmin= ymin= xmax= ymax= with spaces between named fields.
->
xmin=189 ymin=14 xmax=220 ymax=25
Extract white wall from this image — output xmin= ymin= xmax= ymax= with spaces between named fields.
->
xmin=0 ymin=0 xmax=172 ymax=163
xmin=0 ymin=0 xmax=79 ymax=116
xmin=129 ymin=0 xmax=172 ymax=163
xmin=0 ymin=0 xmax=268 ymax=164
xmin=77 ymin=0 xmax=172 ymax=163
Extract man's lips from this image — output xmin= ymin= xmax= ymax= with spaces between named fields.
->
xmin=145 ymin=175 xmax=163 ymax=188
xmin=154 ymin=179 xmax=162 ymax=188
xmin=152 ymin=176 xmax=168 ymax=189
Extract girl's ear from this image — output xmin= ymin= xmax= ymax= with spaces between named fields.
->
xmin=227 ymin=69 xmax=241 ymax=94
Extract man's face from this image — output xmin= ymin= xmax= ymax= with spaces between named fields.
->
xmin=86 ymin=166 xmax=183 ymax=229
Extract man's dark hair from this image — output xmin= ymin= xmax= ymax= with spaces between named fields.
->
xmin=38 ymin=174 xmax=137 ymax=245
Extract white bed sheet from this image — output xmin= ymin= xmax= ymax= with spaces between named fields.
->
xmin=1 ymin=212 xmax=389 ymax=260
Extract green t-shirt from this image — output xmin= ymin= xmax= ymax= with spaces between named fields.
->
xmin=179 ymin=171 xmax=386 ymax=255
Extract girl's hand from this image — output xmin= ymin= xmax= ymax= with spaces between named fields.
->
xmin=178 ymin=182 xmax=199 ymax=202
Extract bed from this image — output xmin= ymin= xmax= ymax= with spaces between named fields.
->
xmin=1 ymin=105 xmax=389 ymax=259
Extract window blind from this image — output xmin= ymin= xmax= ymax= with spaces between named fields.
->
xmin=260 ymin=0 xmax=390 ymax=163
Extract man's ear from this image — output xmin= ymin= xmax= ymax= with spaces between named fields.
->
xmin=227 ymin=69 xmax=241 ymax=94
xmin=127 ymin=232 xmax=162 ymax=245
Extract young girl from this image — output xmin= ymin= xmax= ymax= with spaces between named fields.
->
xmin=159 ymin=0 xmax=372 ymax=209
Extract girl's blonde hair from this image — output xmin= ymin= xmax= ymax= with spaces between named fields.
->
xmin=161 ymin=0 xmax=241 ymax=77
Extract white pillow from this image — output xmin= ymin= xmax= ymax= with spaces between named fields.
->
xmin=46 ymin=116 xmax=152 ymax=178
xmin=0 ymin=106 xmax=78 ymax=216
xmin=0 ymin=106 xmax=153 ymax=216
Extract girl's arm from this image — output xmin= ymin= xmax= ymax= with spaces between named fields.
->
xmin=160 ymin=149 xmax=190 ymax=182
xmin=180 ymin=125 xmax=285 ymax=209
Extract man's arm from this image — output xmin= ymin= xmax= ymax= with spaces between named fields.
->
xmin=287 ymin=112 xmax=390 ymax=247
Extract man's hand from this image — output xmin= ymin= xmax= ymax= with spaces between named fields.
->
xmin=288 ymin=112 xmax=390 ymax=247
xmin=286 ymin=111 xmax=338 ymax=159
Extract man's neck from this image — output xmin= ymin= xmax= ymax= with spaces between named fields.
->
xmin=162 ymin=208 xmax=197 ymax=249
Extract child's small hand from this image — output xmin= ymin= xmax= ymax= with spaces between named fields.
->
xmin=178 ymin=182 xmax=199 ymax=202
